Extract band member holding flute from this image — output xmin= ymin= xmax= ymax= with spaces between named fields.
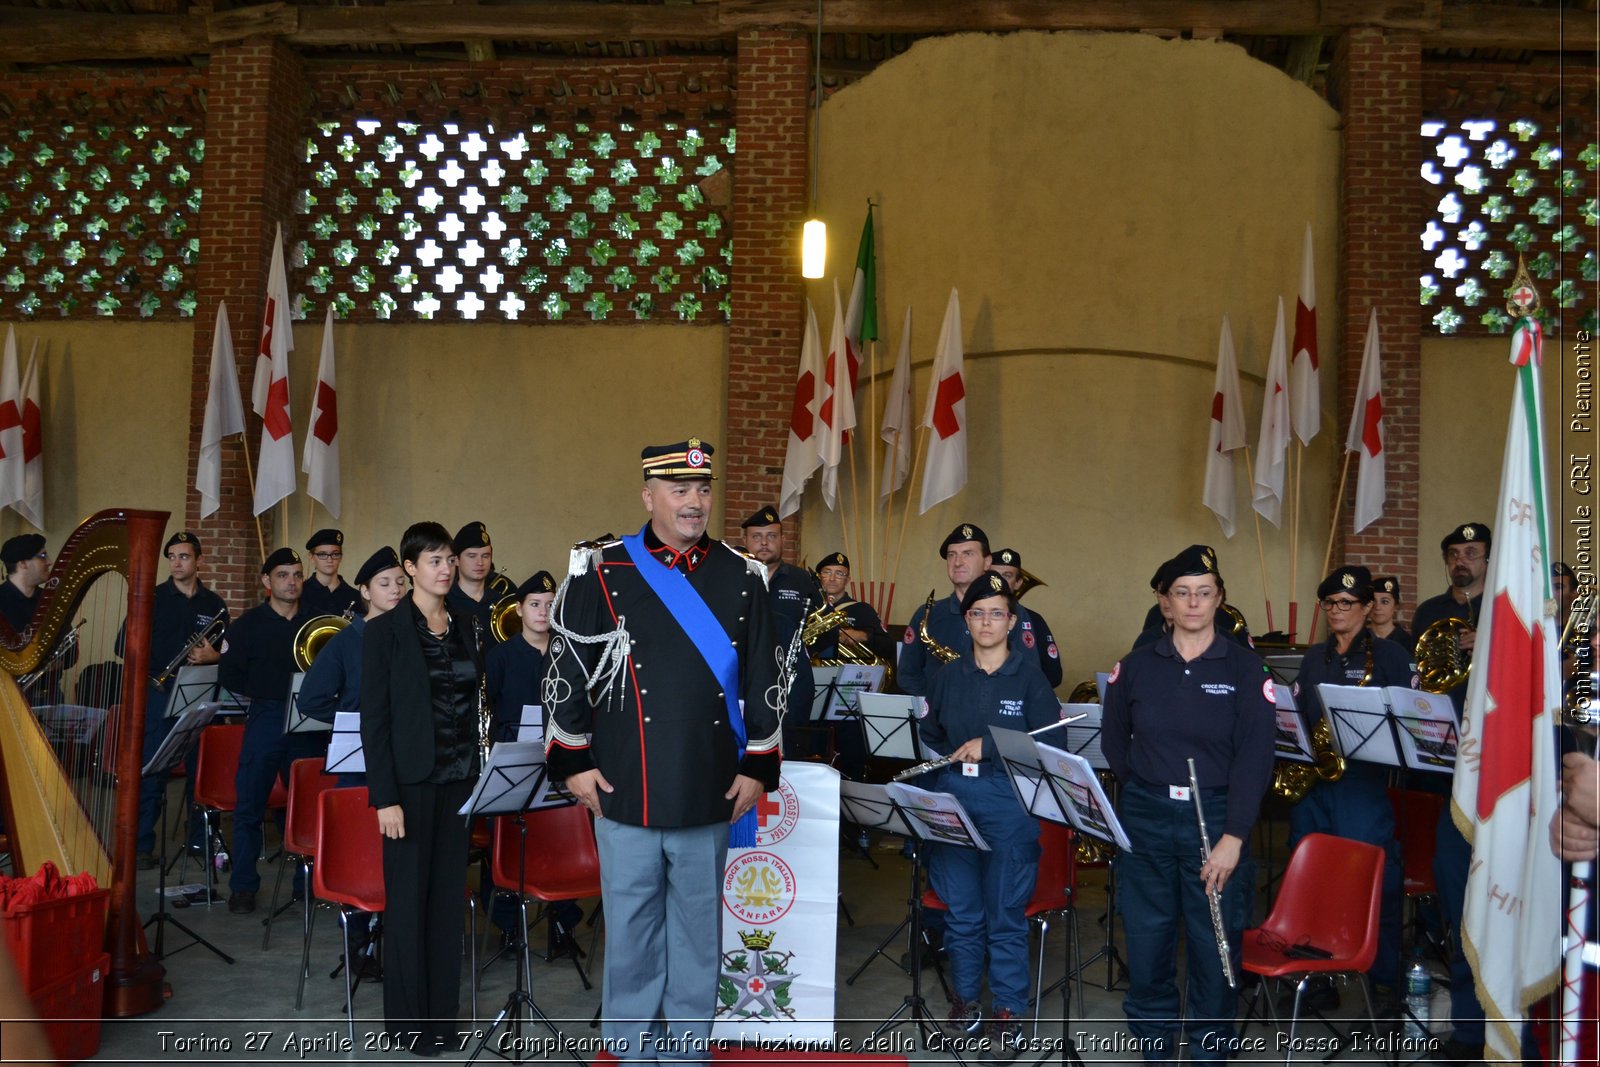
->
xmin=917 ymin=571 xmax=1060 ymax=1057
xmin=361 ymin=523 xmax=485 ymax=1055
xmin=1102 ymin=546 xmax=1275 ymax=1063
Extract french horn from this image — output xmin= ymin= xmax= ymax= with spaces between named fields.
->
xmin=1416 ymin=618 xmax=1473 ymax=694
xmin=489 ymin=593 xmax=522 ymax=644
xmin=292 ymin=607 xmax=354 ymax=671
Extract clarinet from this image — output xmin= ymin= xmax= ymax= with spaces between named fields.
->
xmin=1187 ymin=757 xmax=1238 ymax=989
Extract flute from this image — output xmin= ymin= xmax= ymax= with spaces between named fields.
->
xmin=1187 ymin=757 xmax=1238 ymax=989
xmin=891 ymin=712 xmax=1087 ymax=783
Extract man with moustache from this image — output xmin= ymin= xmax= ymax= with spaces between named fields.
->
xmin=543 ymin=439 xmax=782 ymax=1066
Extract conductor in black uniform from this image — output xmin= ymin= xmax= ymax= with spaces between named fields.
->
xmin=543 ymin=439 xmax=783 ymax=1064
xmin=300 ymin=528 xmax=361 ymax=618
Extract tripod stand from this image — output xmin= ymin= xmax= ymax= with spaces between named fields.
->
xmin=141 ymin=702 xmax=232 ymax=964
xmin=466 ymin=813 xmax=582 ymax=1066
xmin=868 ymin=838 xmax=962 ymax=1057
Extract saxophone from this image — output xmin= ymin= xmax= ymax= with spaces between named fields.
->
xmin=1270 ymin=637 xmax=1363 ymax=802
xmin=917 ymin=591 xmax=959 ymax=664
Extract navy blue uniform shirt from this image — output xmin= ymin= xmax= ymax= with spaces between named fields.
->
xmin=1017 ymin=605 xmax=1063 ymax=688
xmin=220 ymin=600 xmax=310 ymax=703
xmin=1410 ymin=590 xmax=1481 ymax=714
xmin=1102 ymin=632 xmax=1276 ymax=841
xmin=921 ymin=646 xmax=1060 ymax=764
xmin=899 ymin=593 xmax=1040 ymax=696
xmin=0 ymin=581 xmax=38 ymax=634
xmin=297 ymin=614 xmax=366 ymax=723
xmin=446 ymin=573 xmax=516 ymax=636
xmin=486 ymin=632 xmax=546 ymax=739
xmin=300 ymin=575 xmax=360 ymax=619
xmin=120 ymin=576 xmax=229 ymax=673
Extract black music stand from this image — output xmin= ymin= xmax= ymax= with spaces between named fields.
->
xmin=462 ymin=741 xmax=585 ymax=1067
xmin=141 ymin=701 xmax=233 ymax=964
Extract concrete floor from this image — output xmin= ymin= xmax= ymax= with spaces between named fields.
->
xmin=74 ymin=810 xmax=1437 ymax=1066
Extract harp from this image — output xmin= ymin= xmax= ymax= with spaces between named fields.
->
xmin=0 ymin=508 xmax=168 ymax=1016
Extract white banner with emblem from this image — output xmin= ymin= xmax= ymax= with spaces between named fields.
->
xmin=712 ymin=762 xmax=840 ymax=1043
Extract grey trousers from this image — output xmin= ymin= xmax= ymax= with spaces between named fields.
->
xmin=593 ymin=818 xmax=729 ymax=1066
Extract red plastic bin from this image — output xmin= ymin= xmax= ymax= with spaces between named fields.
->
xmin=1 ymin=887 xmax=109 ymax=991
xmin=30 ymin=951 xmax=108 ymax=1063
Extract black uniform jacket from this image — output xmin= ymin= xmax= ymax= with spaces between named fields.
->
xmin=361 ymin=594 xmax=484 ymax=809
xmin=543 ymin=531 xmax=783 ymax=828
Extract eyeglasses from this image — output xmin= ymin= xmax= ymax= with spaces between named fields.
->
xmin=33 ymin=552 xmax=48 ymax=560
xmin=965 ymin=609 xmax=1011 ymax=622
xmin=1166 ymin=587 xmax=1219 ymax=603
xmin=1320 ymin=598 xmax=1363 ymax=612
xmin=313 ymin=551 xmax=343 ymax=561
xmin=1445 ymin=548 xmax=1485 ymax=563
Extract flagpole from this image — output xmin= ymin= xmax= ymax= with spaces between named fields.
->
xmin=1241 ymin=448 xmax=1275 ymax=634
xmin=880 ymin=423 xmax=905 ymax=591
xmin=1288 ymin=440 xmax=1302 ymax=641
xmin=1306 ymin=450 xmax=1352 ymax=646
xmin=847 ymin=442 xmax=864 ymax=594
xmin=866 ymin=338 xmax=879 ymax=613
xmin=237 ymin=433 xmax=267 ymax=560
xmin=887 ymin=425 xmax=931 ymax=624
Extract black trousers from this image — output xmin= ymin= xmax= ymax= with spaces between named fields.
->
xmin=381 ymin=777 xmax=474 ymax=1052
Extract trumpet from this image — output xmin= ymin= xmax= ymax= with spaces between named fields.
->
xmin=890 ymin=713 xmax=1085 ymax=782
xmin=152 ymin=609 xmax=226 ymax=690
xmin=1187 ymin=757 xmax=1238 ymax=989
xmin=19 ymin=618 xmax=85 ymax=693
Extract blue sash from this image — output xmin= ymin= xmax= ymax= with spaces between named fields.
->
xmin=621 ymin=525 xmax=756 ymax=847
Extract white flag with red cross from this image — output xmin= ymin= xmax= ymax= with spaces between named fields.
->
xmin=778 ymin=300 xmax=824 ymax=519
xmin=819 ymin=280 xmax=858 ymax=511
xmin=1203 ymin=316 xmax=1247 ymax=537
xmin=1451 ymin=311 xmax=1560 ymax=1064
xmin=1345 ymin=307 xmax=1386 ymax=532
xmin=1290 ymin=223 xmax=1321 ymax=444
xmin=918 ymin=288 xmax=967 ymax=515
xmin=16 ymin=340 xmax=43 ymax=529
xmin=252 ymin=228 xmax=297 ymax=516
xmin=197 ymin=301 xmax=246 ymax=519
xmin=1251 ymin=297 xmax=1291 ymax=527
xmin=301 ymin=307 xmax=341 ymax=518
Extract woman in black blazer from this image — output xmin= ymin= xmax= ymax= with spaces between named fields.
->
xmin=361 ymin=521 xmax=485 ymax=1056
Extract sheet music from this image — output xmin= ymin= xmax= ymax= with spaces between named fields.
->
xmin=325 ymin=711 xmax=365 ymax=773
xmin=1058 ymin=702 xmax=1107 ymax=770
xmin=36 ymin=704 xmax=110 ymax=747
xmin=885 ymin=782 xmax=990 ymax=850
xmin=1316 ymin=683 xmax=1402 ymax=767
xmin=516 ymin=704 xmax=544 ymax=746
xmin=1273 ymin=685 xmax=1314 ymax=763
xmin=457 ymin=741 xmax=546 ymax=817
xmin=1387 ymin=687 xmax=1458 ymax=772
xmin=1035 ymin=742 xmax=1130 ymax=851
xmin=1094 ymin=672 xmax=1112 ymax=705
xmin=284 ymin=672 xmax=331 ymax=734
xmin=823 ymin=664 xmax=887 ymax=720
xmin=143 ymin=701 xmax=219 ymax=777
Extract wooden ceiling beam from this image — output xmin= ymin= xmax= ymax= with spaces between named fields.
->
xmin=0 ymin=1 xmax=1588 ymax=66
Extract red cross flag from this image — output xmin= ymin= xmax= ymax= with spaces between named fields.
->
xmin=1290 ymin=223 xmax=1321 ymax=444
xmin=252 ymin=226 xmax=296 ymax=516
xmin=17 ymin=340 xmax=43 ymax=529
xmin=301 ymin=307 xmax=341 ymax=518
xmin=1345 ymin=307 xmax=1386 ymax=532
xmin=819 ymin=279 xmax=858 ymax=511
xmin=197 ymin=301 xmax=246 ymax=519
xmin=879 ymin=305 xmax=914 ymax=499
xmin=778 ymin=299 xmax=824 ymax=519
xmin=918 ymin=288 xmax=967 ymax=515
xmin=1203 ymin=316 xmax=1248 ymax=537
xmin=1251 ymin=297 xmax=1291 ymax=527
xmin=1451 ymin=312 xmax=1560 ymax=1063
xmin=0 ymin=326 xmax=25 ymax=511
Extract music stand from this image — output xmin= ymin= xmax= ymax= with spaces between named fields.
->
xmin=820 ymin=664 xmax=887 ymax=721
xmin=1385 ymin=688 xmax=1459 ymax=774
xmin=855 ymin=692 xmax=923 ymax=783
xmin=990 ymin=729 xmax=1095 ymax=1066
xmin=164 ymin=664 xmax=219 ymax=720
xmin=462 ymin=742 xmax=584 ymax=1067
xmin=284 ymin=673 xmax=331 ymax=734
xmin=141 ymin=701 xmax=233 ymax=964
xmin=1314 ymin=684 xmax=1404 ymax=771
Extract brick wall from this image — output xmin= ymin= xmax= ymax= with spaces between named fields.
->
xmin=724 ymin=30 xmax=809 ymax=553
xmin=1334 ymin=29 xmax=1424 ymax=609
xmin=185 ymin=41 xmax=307 ymax=611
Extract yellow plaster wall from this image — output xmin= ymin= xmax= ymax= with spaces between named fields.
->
xmin=799 ymin=31 xmax=1343 ymax=685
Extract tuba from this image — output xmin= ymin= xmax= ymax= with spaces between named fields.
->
xmin=489 ymin=593 xmax=521 ymax=644
xmin=917 ymin=591 xmax=960 ymax=664
xmin=292 ymin=606 xmax=354 ymax=671
xmin=1416 ymin=617 xmax=1473 ymax=693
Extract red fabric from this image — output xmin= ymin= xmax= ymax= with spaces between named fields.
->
xmin=0 ymin=862 xmax=101 ymax=913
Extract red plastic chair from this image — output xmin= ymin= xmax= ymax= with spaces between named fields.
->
xmin=261 ymin=759 xmax=333 ymax=986
xmin=1389 ymin=788 xmax=1445 ymax=958
xmin=489 ymin=806 xmax=603 ymax=991
xmin=1240 ymin=833 xmax=1385 ymax=1061
xmin=312 ymin=787 xmax=386 ymax=1044
xmin=191 ymin=724 xmax=245 ymax=903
